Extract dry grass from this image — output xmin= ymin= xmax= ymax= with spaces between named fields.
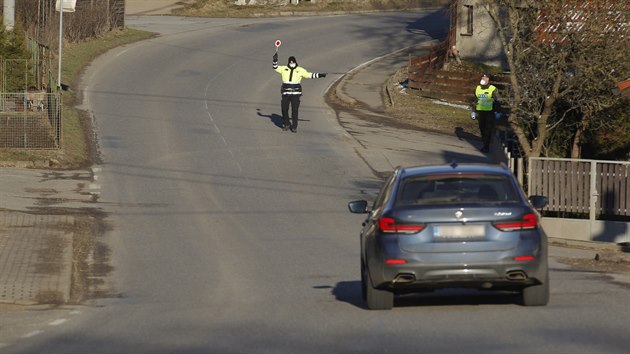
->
xmin=174 ymin=0 xmax=449 ymax=17
xmin=386 ymin=67 xmax=479 ymax=136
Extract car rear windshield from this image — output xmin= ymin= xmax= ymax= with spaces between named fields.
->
xmin=397 ymin=174 xmax=520 ymax=205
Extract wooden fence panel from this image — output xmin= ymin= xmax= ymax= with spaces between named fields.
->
xmin=527 ymin=158 xmax=630 ymax=218
xmin=613 ymin=165 xmax=624 ymax=214
xmin=579 ymin=162 xmax=590 ymax=214
xmin=600 ymin=163 xmax=630 ymax=215
xmin=598 ymin=164 xmax=609 ymax=214
xmin=529 ymin=159 xmax=544 ymax=205
xmin=554 ymin=160 xmax=563 ymax=211
xmin=620 ymin=164 xmax=628 ymax=215
xmin=566 ymin=162 xmax=580 ymax=213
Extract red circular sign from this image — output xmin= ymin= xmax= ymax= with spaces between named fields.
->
xmin=275 ymin=40 xmax=282 ymax=48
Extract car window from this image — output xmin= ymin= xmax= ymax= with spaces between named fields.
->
xmin=372 ymin=171 xmax=397 ymax=210
xmin=397 ymin=174 xmax=519 ymax=205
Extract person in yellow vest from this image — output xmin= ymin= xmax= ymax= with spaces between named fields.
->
xmin=273 ymin=53 xmax=326 ymax=133
xmin=472 ymin=74 xmax=502 ymax=153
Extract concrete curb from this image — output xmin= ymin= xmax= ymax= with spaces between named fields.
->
xmin=331 ymin=43 xmax=438 ymax=109
xmin=550 ymin=237 xmax=630 ymax=255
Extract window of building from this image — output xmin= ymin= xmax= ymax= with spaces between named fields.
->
xmin=463 ymin=5 xmax=474 ymax=36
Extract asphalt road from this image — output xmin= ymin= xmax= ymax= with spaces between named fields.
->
xmin=4 ymin=12 xmax=630 ymax=354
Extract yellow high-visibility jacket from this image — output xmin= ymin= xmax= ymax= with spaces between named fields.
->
xmin=475 ymin=85 xmax=497 ymax=111
xmin=274 ymin=64 xmax=318 ymax=95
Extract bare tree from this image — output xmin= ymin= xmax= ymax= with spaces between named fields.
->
xmin=480 ymin=0 xmax=629 ymax=158
xmin=16 ymin=0 xmax=117 ymax=44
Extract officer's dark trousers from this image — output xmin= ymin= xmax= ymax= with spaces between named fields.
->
xmin=281 ymin=94 xmax=301 ymax=129
xmin=477 ymin=110 xmax=495 ymax=150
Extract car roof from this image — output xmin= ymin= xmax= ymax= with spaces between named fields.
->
xmin=398 ymin=163 xmax=512 ymax=178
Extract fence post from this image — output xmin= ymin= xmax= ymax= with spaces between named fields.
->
xmin=589 ymin=161 xmax=598 ymax=239
xmin=517 ymin=158 xmax=524 ymax=187
xmin=527 ymin=157 xmax=532 ymax=196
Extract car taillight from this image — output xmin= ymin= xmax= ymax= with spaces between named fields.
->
xmin=514 ymin=256 xmax=535 ymax=261
xmin=379 ymin=217 xmax=425 ymax=234
xmin=386 ymin=259 xmax=407 ymax=265
xmin=493 ymin=213 xmax=538 ymax=231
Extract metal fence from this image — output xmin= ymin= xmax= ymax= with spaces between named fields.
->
xmin=0 ymin=92 xmax=61 ymax=149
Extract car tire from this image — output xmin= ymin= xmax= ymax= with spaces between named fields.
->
xmin=360 ymin=260 xmax=367 ymax=301
xmin=365 ymin=270 xmax=394 ymax=310
xmin=521 ymin=268 xmax=549 ymax=306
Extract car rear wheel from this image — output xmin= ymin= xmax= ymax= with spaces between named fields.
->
xmin=365 ymin=269 xmax=394 ymax=310
xmin=360 ymin=260 xmax=367 ymax=301
xmin=521 ymin=268 xmax=549 ymax=306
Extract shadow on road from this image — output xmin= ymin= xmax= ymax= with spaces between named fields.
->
xmin=332 ymin=280 xmax=524 ymax=309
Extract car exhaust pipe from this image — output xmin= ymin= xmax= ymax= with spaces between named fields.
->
xmin=506 ymin=270 xmax=527 ymax=280
xmin=393 ymin=273 xmax=415 ymax=283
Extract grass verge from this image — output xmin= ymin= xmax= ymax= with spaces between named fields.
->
xmin=0 ymin=28 xmax=156 ymax=169
xmin=174 ymin=0 xmax=450 ymax=17
xmin=385 ymin=67 xmax=478 ymax=135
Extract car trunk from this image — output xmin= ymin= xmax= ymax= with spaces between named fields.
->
xmin=394 ymin=205 xmax=529 ymax=254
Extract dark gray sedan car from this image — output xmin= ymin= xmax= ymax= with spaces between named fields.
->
xmin=348 ymin=163 xmax=549 ymax=310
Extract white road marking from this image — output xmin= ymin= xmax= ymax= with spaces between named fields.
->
xmin=49 ymin=319 xmax=68 ymax=326
xmin=116 ymin=48 xmax=131 ymax=57
xmin=203 ymin=64 xmax=248 ymax=182
xmin=22 ymin=330 xmax=44 ymax=338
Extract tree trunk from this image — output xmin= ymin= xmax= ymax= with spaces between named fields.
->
xmin=571 ymin=125 xmax=584 ymax=158
xmin=510 ymin=120 xmax=533 ymax=158
xmin=572 ymin=114 xmax=591 ymax=158
xmin=531 ymin=71 xmax=564 ymax=157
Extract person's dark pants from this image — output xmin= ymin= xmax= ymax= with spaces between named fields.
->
xmin=281 ymin=95 xmax=301 ymax=129
xmin=477 ymin=110 xmax=495 ymax=150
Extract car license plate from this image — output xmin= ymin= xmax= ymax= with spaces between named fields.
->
xmin=433 ymin=224 xmax=485 ymax=240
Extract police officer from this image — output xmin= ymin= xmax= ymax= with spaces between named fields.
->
xmin=472 ymin=74 xmax=501 ymax=153
xmin=273 ymin=53 xmax=326 ymax=132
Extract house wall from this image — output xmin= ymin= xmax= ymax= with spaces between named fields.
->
xmin=454 ymin=0 xmax=506 ymax=69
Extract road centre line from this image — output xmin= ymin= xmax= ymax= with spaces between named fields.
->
xmin=21 ymin=330 xmax=44 ymax=338
xmin=49 ymin=318 xmax=68 ymax=326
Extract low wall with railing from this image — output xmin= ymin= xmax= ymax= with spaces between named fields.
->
xmin=499 ymin=146 xmax=630 ymax=244
xmin=528 ymin=158 xmax=630 ymax=219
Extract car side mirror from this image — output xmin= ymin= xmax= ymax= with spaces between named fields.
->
xmin=348 ymin=200 xmax=369 ymax=214
xmin=528 ymin=195 xmax=548 ymax=210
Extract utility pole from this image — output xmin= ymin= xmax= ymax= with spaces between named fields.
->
xmin=58 ymin=0 xmax=64 ymax=89
xmin=55 ymin=0 xmax=76 ymax=90
xmin=3 ymin=0 xmax=15 ymax=31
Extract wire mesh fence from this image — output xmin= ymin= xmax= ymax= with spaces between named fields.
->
xmin=0 ymin=92 xmax=61 ymax=149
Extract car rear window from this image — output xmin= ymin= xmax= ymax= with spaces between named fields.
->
xmin=397 ymin=174 xmax=520 ymax=205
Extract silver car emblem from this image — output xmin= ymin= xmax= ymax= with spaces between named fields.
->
xmin=454 ymin=210 xmax=463 ymax=219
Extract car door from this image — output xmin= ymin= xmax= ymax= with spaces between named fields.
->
xmin=362 ymin=170 xmax=399 ymax=270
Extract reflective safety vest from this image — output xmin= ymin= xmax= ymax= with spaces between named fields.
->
xmin=475 ymin=85 xmax=497 ymax=111
xmin=274 ymin=65 xmax=316 ymax=95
